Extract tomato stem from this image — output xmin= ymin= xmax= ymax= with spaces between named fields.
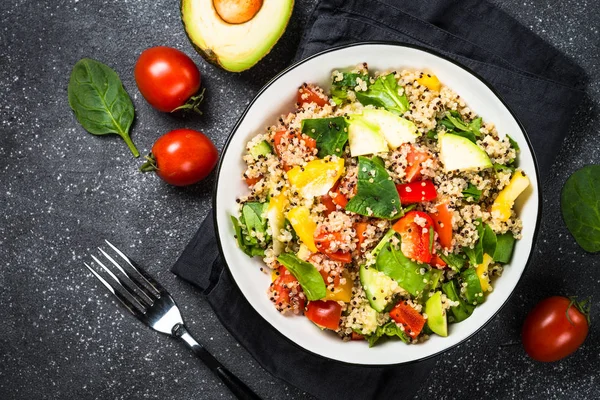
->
xmin=172 ymin=88 xmax=205 ymax=115
xmin=139 ymin=153 xmax=158 ymax=173
xmin=566 ymin=296 xmax=592 ymax=326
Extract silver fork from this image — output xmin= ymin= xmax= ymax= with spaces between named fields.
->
xmin=83 ymin=240 xmax=261 ymax=400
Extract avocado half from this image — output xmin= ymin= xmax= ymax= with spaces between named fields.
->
xmin=181 ymin=0 xmax=294 ymax=72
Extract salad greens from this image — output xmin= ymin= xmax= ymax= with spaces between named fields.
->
xmin=330 ymin=72 xmax=369 ymax=105
xmin=442 ymin=280 xmax=475 ymax=322
xmin=561 ymin=165 xmax=600 ymax=253
xmin=277 ymin=253 xmax=327 ymax=300
xmin=231 ymin=202 xmax=269 ymax=257
xmin=438 ymin=111 xmax=481 ymax=144
xmin=366 ymin=320 xmax=410 ymax=347
xmin=460 ymin=268 xmax=484 ymax=305
xmin=462 ymin=184 xmax=483 ymax=202
xmin=345 ymin=156 xmax=401 ymax=219
xmin=354 ymin=73 xmax=409 ymax=115
xmin=68 ymin=58 xmax=139 ymax=157
xmin=301 ymin=116 xmax=349 ymax=158
xmin=376 ymin=242 xmax=430 ymax=297
xmin=494 ymin=233 xmax=516 ymax=263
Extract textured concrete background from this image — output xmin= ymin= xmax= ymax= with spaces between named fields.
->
xmin=1 ymin=0 xmax=598 ymax=399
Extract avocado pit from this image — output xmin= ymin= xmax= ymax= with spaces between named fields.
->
xmin=213 ymin=0 xmax=263 ymax=24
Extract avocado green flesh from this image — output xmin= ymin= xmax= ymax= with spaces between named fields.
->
xmin=359 ymin=265 xmax=395 ymax=312
xmin=181 ymin=0 xmax=294 ymax=72
xmin=439 ymin=133 xmax=492 ymax=172
xmin=425 ymin=291 xmax=448 ymax=337
xmin=361 ymin=109 xmax=419 ymax=149
xmin=348 ymin=118 xmax=388 ymax=156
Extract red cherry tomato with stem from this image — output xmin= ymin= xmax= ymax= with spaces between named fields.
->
xmin=522 ymin=296 xmax=590 ymax=362
xmin=134 ymin=46 xmax=203 ymax=113
xmin=140 ymin=129 xmax=218 ymax=186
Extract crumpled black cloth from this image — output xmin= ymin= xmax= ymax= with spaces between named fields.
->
xmin=172 ymin=1 xmax=587 ymax=399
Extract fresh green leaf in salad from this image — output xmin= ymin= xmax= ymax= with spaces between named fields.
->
xmin=301 ymin=117 xmax=349 ymax=158
xmin=561 ymin=165 xmax=600 ymax=253
xmin=346 ymin=156 xmax=402 ymax=219
xmin=462 ymin=183 xmax=482 ymax=202
xmin=439 ymin=252 xmax=467 ymax=272
xmin=441 ymin=280 xmax=475 ymax=323
xmin=507 ymin=134 xmax=520 ymax=152
xmin=354 ymin=73 xmax=409 ymax=115
xmin=438 ymin=111 xmax=481 ymax=144
xmin=231 ymin=202 xmax=270 ymax=257
xmin=460 ymin=268 xmax=484 ymax=305
xmin=493 ymin=232 xmax=516 ymax=263
xmin=330 ymin=72 xmax=369 ymax=105
xmin=68 ymin=58 xmax=139 ymax=157
xmin=376 ymin=242 xmax=430 ymax=297
xmin=366 ymin=320 xmax=411 ymax=347
xmin=277 ymin=253 xmax=327 ymax=300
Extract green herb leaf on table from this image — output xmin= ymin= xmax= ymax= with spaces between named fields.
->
xmin=276 ymin=253 xmax=327 ymax=300
xmin=345 ymin=156 xmax=401 ymax=219
xmin=462 ymin=183 xmax=482 ymax=202
xmin=67 ymin=58 xmax=139 ymax=157
xmin=354 ymin=73 xmax=409 ymax=115
xmin=561 ymin=165 xmax=600 ymax=253
xmin=301 ymin=117 xmax=348 ymax=158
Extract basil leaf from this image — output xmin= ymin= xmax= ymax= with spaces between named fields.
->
xmin=346 ymin=156 xmax=401 ymax=219
xmin=277 ymin=253 xmax=327 ymax=300
xmin=482 ymin=224 xmax=497 ymax=258
xmin=441 ymin=280 xmax=475 ymax=323
xmin=242 ymin=202 xmax=269 ymax=239
xmin=355 ymin=74 xmax=409 ymax=115
xmin=301 ymin=117 xmax=348 ymax=158
xmin=494 ymin=233 xmax=516 ymax=263
xmin=462 ymin=183 xmax=482 ymax=202
xmin=330 ymin=72 xmax=370 ymax=104
xmin=68 ymin=58 xmax=139 ymax=157
xmin=367 ymin=320 xmax=410 ymax=347
xmin=231 ymin=216 xmax=265 ymax=257
xmin=560 ymin=165 xmax=600 ymax=253
xmin=376 ymin=242 xmax=430 ymax=297
xmin=439 ymin=252 xmax=467 ymax=272
xmin=507 ymin=134 xmax=520 ymax=151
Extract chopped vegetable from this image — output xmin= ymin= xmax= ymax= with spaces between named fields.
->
xmin=390 ymin=301 xmax=426 ymax=338
xmin=354 ymin=73 xmax=409 ymax=115
xmin=396 ymin=180 xmax=437 ymax=204
xmin=287 ymin=158 xmax=345 ymax=199
xmin=462 ymin=183 xmax=482 ymax=202
xmin=392 ymin=211 xmax=435 ymax=264
xmin=416 ymin=73 xmax=441 ymax=92
xmin=376 ymin=242 xmax=430 ymax=297
xmin=441 ymin=280 xmax=475 ymax=323
xmin=301 ymin=117 xmax=349 ymax=158
xmin=366 ymin=320 xmax=410 ymax=347
xmin=305 ymin=300 xmax=343 ymax=330
xmin=286 ymin=206 xmax=318 ymax=252
xmin=430 ymin=202 xmax=453 ymax=249
xmin=491 ymin=170 xmax=530 ymax=222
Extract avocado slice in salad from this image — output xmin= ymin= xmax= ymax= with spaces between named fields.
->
xmin=425 ymin=291 xmax=448 ymax=337
xmin=347 ymin=117 xmax=388 ymax=157
xmin=439 ymin=133 xmax=492 ymax=172
xmin=359 ymin=264 xmax=396 ymax=312
xmin=361 ymin=109 xmax=420 ymax=149
xmin=181 ymin=0 xmax=294 ymax=72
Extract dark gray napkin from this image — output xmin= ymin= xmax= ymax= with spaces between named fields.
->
xmin=172 ymin=1 xmax=587 ymax=399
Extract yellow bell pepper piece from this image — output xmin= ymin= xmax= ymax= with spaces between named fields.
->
xmin=266 ymin=190 xmax=288 ymax=256
xmin=491 ymin=170 xmax=530 ymax=222
xmin=287 ymin=206 xmax=318 ymax=252
xmin=287 ymin=158 xmax=345 ymax=199
xmin=476 ymin=253 xmax=493 ymax=292
xmin=417 ymin=73 xmax=442 ymax=92
xmin=325 ymin=271 xmax=353 ymax=302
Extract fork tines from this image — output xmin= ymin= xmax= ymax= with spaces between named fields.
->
xmin=84 ymin=240 xmax=162 ymax=319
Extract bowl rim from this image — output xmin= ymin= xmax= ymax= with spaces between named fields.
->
xmin=211 ymin=41 xmax=543 ymax=367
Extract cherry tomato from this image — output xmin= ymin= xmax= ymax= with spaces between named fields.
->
xmin=134 ymin=46 xmax=202 ymax=113
xmin=297 ymin=84 xmax=329 ymax=107
xmin=430 ymin=202 xmax=453 ymax=249
xmin=404 ymin=145 xmax=431 ymax=183
xmin=141 ymin=129 xmax=218 ymax=186
xmin=392 ymin=211 xmax=434 ymax=264
xmin=522 ymin=296 xmax=590 ymax=362
xmin=305 ymin=300 xmax=343 ymax=330
xmin=396 ymin=180 xmax=437 ymax=204
xmin=245 ymin=175 xmax=262 ymax=186
xmin=390 ymin=301 xmax=426 ymax=338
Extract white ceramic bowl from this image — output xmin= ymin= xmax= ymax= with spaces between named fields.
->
xmin=214 ymin=43 xmax=541 ymax=365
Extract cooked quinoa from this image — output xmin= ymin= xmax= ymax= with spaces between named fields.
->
xmin=232 ymin=64 xmax=527 ymax=346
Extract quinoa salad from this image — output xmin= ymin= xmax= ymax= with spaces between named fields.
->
xmin=231 ymin=64 xmax=530 ymax=346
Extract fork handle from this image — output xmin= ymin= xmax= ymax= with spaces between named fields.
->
xmin=173 ymin=324 xmax=262 ymax=400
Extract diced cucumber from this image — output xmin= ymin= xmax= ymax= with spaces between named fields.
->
xmin=359 ymin=264 xmax=395 ymax=312
xmin=250 ymin=140 xmax=272 ymax=159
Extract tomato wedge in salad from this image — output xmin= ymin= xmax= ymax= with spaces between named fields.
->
xmin=396 ymin=180 xmax=437 ymax=204
xmin=405 ymin=145 xmax=431 ymax=183
xmin=431 ymin=202 xmax=453 ymax=249
xmin=305 ymin=300 xmax=343 ymax=330
xmin=392 ymin=211 xmax=435 ymax=264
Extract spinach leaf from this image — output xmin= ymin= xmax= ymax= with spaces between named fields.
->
xmin=439 ymin=112 xmax=481 ymax=143
xmin=439 ymin=252 xmax=467 ymax=272
xmin=301 ymin=117 xmax=348 ymax=157
xmin=561 ymin=165 xmax=600 ymax=253
xmin=277 ymin=253 xmax=327 ymax=300
xmin=494 ymin=233 xmax=516 ymax=263
xmin=68 ymin=58 xmax=139 ymax=157
xmin=441 ymin=280 xmax=475 ymax=323
xmin=482 ymin=224 xmax=497 ymax=259
xmin=444 ymin=111 xmax=471 ymax=131
xmin=460 ymin=268 xmax=484 ymax=305
xmin=463 ymin=221 xmax=496 ymax=266
xmin=231 ymin=216 xmax=265 ymax=257
xmin=462 ymin=184 xmax=482 ymax=202
xmin=469 ymin=117 xmax=482 ymax=136
xmin=494 ymin=163 xmax=516 ymax=173
xmin=346 ymin=156 xmax=401 ymax=219
xmin=354 ymin=74 xmax=409 ymax=115
xmin=330 ymin=72 xmax=369 ymax=104
xmin=231 ymin=202 xmax=270 ymax=257
xmin=367 ymin=320 xmax=410 ymax=347
xmin=376 ymin=242 xmax=430 ymax=297
xmin=242 ymin=202 xmax=269 ymax=238
xmin=426 ymin=130 xmax=438 ymax=141
xmin=507 ymin=134 xmax=520 ymax=151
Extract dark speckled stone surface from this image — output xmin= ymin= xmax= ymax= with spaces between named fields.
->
xmin=1 ymin=0 xmax=598 ymax=399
